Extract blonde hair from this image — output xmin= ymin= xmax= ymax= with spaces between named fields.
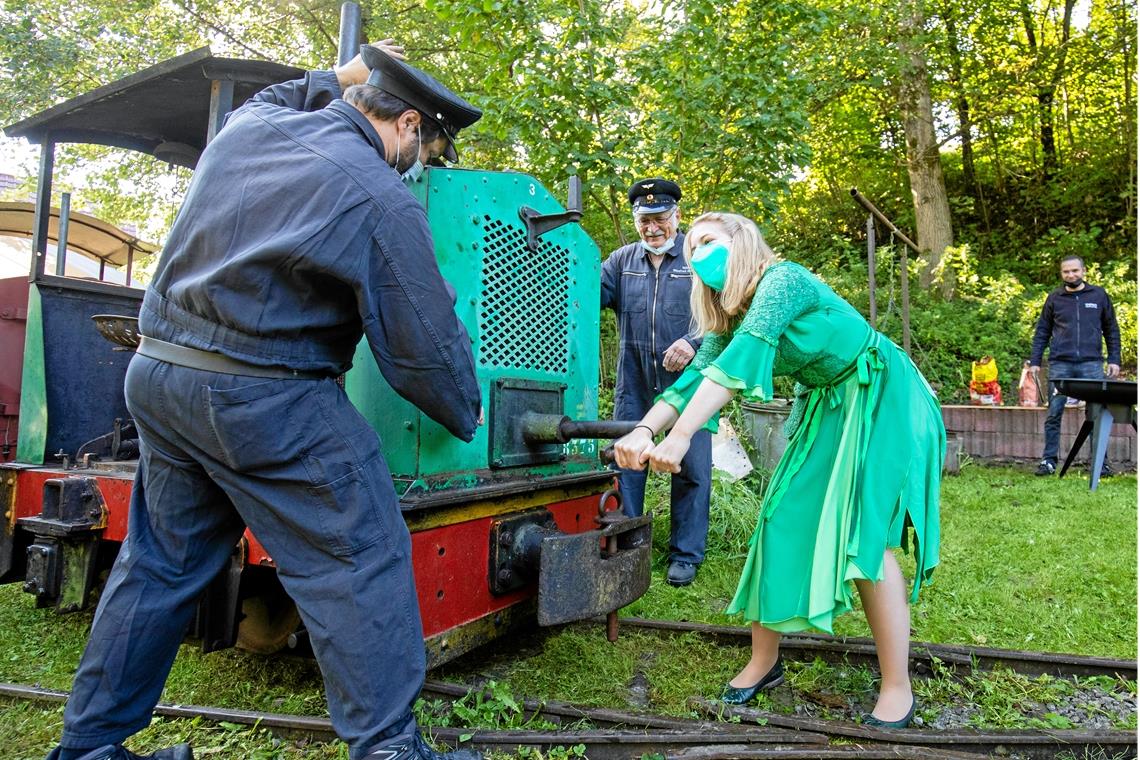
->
xmin=685 ymin=212 xmax=780 ymax=335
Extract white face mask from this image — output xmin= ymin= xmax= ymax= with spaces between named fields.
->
xmin=394 ymin=123 xmax=423 ymax=184
xmin=401 ymin=159 xmax=424 ymax=186
xmin=640 ymin=239 xmax=674 ymax=255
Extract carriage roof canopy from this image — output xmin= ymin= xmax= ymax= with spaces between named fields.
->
xmin=0 ymin=201 xmax=157 ymax=267
xmin=3 ymin=47 xmax=305 ymax=168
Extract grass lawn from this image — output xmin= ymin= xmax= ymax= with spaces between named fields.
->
xmin=0 ymin=465 xmax=1134 ymax=758
xmin=624 ymin=463 xmax=1138 ymax=659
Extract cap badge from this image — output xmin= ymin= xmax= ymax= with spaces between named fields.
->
xmin=646 ymin=194 xmax=655 ymax=202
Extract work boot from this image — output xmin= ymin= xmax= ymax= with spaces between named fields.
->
xmin=46 ymin=745 xmax=193 ymax=760
xmin=666 ymin=560 xmax=698 ymax=587
xmin=364 ymin=732 xmax=482 ymax=760
xmin=1034 ymin=459 xmax=1056 ymax=476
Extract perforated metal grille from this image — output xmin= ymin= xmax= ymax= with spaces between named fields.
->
xmin=478 ymin=214 xmax=571 ymax=373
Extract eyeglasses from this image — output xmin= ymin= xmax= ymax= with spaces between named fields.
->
xmin=634 ymin=211 xmax=676 ymax=227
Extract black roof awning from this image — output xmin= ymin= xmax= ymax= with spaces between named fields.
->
xmin=3 ymin=47 xmax=305 ymax=168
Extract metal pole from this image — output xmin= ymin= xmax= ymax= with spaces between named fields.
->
xmin=338 ymin=2 xmax=362 ymax=67
xmin=851 ymin=188 xmax=913 ymax=355
xmin=849 ymin=187 xmax=922 ymax=256
xmin=567 ymin=175 xmax=582 ymax=213
xmin=125 ymin=245 xmax=135 ymax=287
xmin=30 ymin=140 xmax=55 ymax=281
xmin=55 ymin=192 xmax=71 ymax=277
xmin=899 ymin=239 xmax=912 ymax=354
xmin=206 ymin=79 xmax=235 ymax=144
xmin=866 ymin=214 xmax=876 ymax=326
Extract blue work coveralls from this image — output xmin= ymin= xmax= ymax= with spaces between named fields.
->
xmin=601 ymin=232 xmax=711 ymax=565
xmin=58 ymin=71 xmax=481 ymax=758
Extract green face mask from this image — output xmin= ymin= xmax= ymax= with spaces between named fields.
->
xmin=692 ymin=241 xmax=730 ymax=291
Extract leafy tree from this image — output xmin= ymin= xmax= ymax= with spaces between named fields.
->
xmin=0 ymin=0 xmax=1132 ymax=398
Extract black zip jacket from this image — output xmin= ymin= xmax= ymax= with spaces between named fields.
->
xmin=1029 ymin=283 xmax=1121 ymax=366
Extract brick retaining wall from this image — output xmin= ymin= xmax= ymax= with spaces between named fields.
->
xmin=941 ymin=404 xmax=1136 ymax=467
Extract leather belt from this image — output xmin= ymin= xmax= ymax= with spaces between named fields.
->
xmin=137 ymin=336 xmax=327 ymax=380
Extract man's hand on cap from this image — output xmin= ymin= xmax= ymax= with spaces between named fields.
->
xmin=335 ymin=39 xmax=407 ymax=91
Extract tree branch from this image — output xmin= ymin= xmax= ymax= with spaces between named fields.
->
xmin=171 ymin=0 xmax=274 ymax=60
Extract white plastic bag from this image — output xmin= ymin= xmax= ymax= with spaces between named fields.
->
xmin=711 ymin=419 xmax=754 ymax=481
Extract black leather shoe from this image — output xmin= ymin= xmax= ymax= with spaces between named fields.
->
xmin=46 ymin=745 xmax=193 ymax=760
xmin=860 ymin=696 xmax=917 ymax=729
xmin=666 ymin=560 xmax=698 ymax=587
xmin=365 ymin=732 xmax=482 ymax=759
xmin=720 ymin=658 xmax=785 ymax=705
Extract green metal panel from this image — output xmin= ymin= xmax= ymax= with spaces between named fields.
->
xmin=16 ymin=284 xmax=46 ymax=464
xmin=345 ymin=168 xmax=602 ymax=494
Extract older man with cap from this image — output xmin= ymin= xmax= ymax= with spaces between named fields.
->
xmin=601 ymin=178 xmax=712 ymax=588
xmin=44 ymin=44 xmax=483 ymax=760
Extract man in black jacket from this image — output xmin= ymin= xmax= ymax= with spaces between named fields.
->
xmin=1028 ymin=255 xmax=1121 ymax=476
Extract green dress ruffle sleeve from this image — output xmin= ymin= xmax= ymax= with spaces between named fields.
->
xmin=656 ymin=333 xmax=729 ymax=432
xmin=657 ymin=263 xmax=821 ymax=429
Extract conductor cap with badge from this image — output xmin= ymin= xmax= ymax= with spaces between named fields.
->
xmin=358 ymin=45 xmax=482 ymax=184
xmin=629 ymin=177 xmax=682 ymax=256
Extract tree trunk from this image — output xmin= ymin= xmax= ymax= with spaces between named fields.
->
xmin=1119 ymin=0 xmax=1136 ymax=221
xmin=897 ymin=0 xmax=954 ymax=298
xmin=1037 ymin=88 xmax=1058 ymax=175
xmin=943 ymin=7 xmax=976 ymax=190
xmin=1021 ymin=0 xmax=1075 ymax=179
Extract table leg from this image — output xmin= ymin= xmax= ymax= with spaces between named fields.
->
xmin=1088 ymin=403 xmax=1114 ymax=491
xmin=1058 ymin=420 xmax=1092 ymax=479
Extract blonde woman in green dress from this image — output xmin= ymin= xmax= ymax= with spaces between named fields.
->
xmin=613 ymin=212 xmax=944 ymax=728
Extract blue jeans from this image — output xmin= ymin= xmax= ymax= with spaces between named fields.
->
xmin=1042 ymin=359 xmax=1105 ymax=462
xmin=615 ymin=386 xmax=712 ymax=564
xmin=61 ymin=355 xmax=423 ymax=759
xmin=617 ymin=430 xmax=712 ymax=565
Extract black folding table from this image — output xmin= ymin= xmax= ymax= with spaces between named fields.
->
xmin=1055 ymin=378 xmax=1137 ymax=491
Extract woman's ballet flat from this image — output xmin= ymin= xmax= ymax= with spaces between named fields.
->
xmin=719 ymin=658 xmax=785 ymax=705
xmin=860 ymin=697 xmax=917 ymax=729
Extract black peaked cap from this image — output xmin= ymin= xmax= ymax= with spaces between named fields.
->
xmin=628 ymin=178 xmax=682 ymax=213
xmin=359 ymin=45 xmax=481 ymax=163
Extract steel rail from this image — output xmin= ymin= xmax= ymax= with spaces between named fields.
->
xmin=0 ymin=682 xmax=337 ymax=741
xmin=668 ymin=749 xmax=983 ymax=759
xmin=422 ymin=678 xmax=817 ymax=736
xmin=692 ymin=698 xmax=1138 ymax=760
xmin=3 ymin=680 xmax=1133 ymax=759
xmin=0 ymin=681 xmax=833 ymax=759
xmin=618 ymin=617 xmax=1137 ymax=680
xmin=424 ymin=730 xmax=979 ymax=759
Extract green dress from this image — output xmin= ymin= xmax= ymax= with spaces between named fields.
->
xmin=660 ymin=262 xmax=944 ymax=634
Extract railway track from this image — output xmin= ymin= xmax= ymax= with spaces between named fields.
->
xmin=2 ymin=620 xmax=1134 ymax=759
xmin=0 ymin=680 xmax=980 ymax=759
xmin=691 ymin=698 xmax=1135 ymax=760
xmin=615 ymin=618 xmax=1137 ymax=681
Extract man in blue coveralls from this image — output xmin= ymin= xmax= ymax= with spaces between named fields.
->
xmin=601 ymin=178 xmax=711 ymax=587
xmin=46 ymin=44 xmax=484 ymax=760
